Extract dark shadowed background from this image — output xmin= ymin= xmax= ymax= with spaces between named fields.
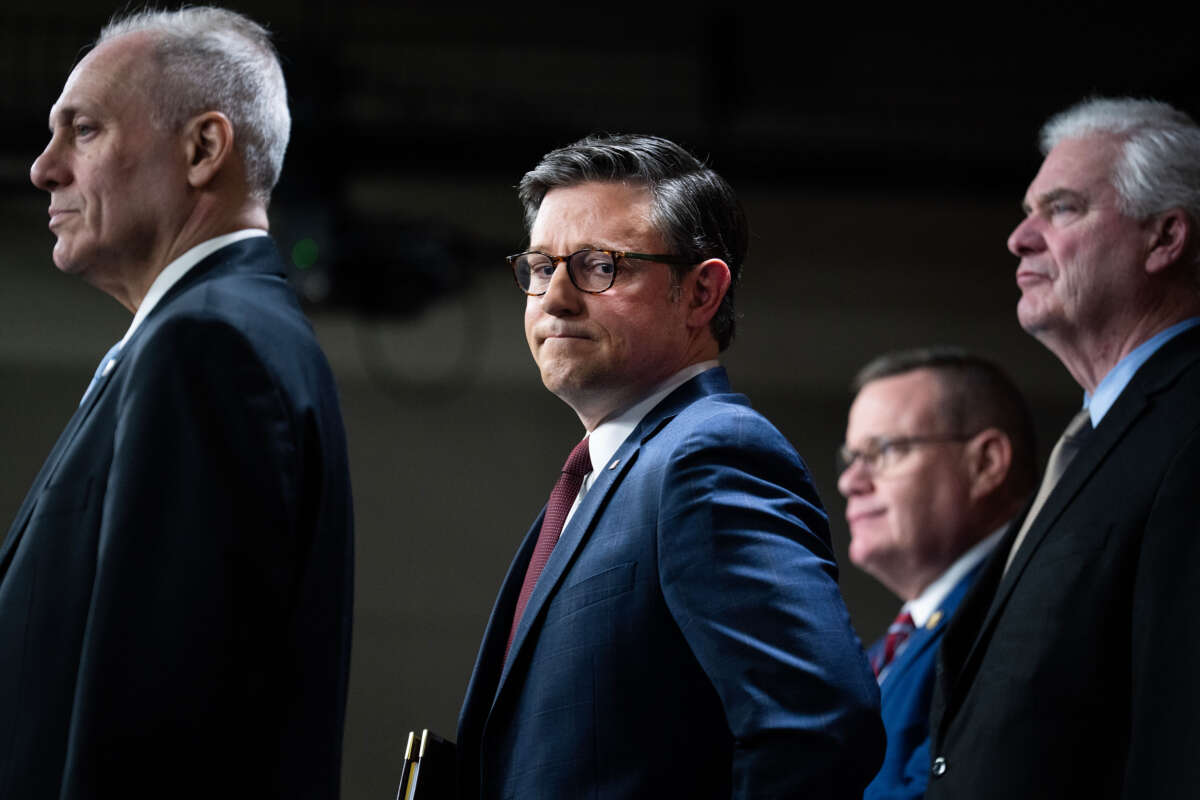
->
xmin=2 ymin=3 xmax=1195 ymax=796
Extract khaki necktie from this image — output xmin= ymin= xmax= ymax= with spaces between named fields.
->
xmin=1004 ymin=408 xmax=1093 ymax=572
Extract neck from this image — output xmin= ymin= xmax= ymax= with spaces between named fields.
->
xmin=1036 ymin=297 xmax=1200 ymax=393
xmin=107 ymin=199 xmax=268 ymax=313
xmin=570 ymin=356 xmax=716 ymax=432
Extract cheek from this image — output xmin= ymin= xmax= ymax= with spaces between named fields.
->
xmin=885 ymin=484 xmax=931 ymax=545
xmin=523 ymin=303 xmax=540 ymax=343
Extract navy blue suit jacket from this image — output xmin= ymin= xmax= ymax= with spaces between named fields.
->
xmin=458 ymin=368 xmax=883 ymax=799
xmin=0 ymin=238 xmax=354 ymax=798
xmin=863 ymin=559 xmax=984 ymax=800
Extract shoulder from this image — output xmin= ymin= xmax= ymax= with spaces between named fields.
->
xmin=132 ymin=263 xmax=327 ymax=379
xmin=657 ymin=389 xmax=808 ymax=472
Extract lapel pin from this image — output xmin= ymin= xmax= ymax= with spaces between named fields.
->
xmin=926 ymin=610 xmax=943 ymax=630
xmin=608 ymin=459 xmax=620 ymax=470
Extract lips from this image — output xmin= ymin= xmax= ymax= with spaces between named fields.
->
xmin=845 ymin=506 xmax=886 ymax=528
xmin=1015 ymin=262 xmax=1052 ymax=288
xmin=47 ymin=208 xmax=76 ymax=228
xmin=538 ymin=326 xmax=593 ymax=343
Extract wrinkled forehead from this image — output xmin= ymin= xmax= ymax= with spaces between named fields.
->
xmin=1026 ymin=134 xmax=1122 ymax=205
xmin=52 ymin=32 xmax=157 ymax=121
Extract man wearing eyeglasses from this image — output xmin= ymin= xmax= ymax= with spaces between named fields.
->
xmin=457 ymin=133 xmax=884 ymax=799
xmin=836 ymin=348 xmax=1035 ymax=800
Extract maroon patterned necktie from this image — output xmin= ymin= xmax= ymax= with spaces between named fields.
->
xmin=505 ymin=436 xmax=593 ymax=661
xmin=873 ymin=610 xmax=915 ymax=677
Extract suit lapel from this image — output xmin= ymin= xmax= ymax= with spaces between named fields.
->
xmin=493 ymin=432 xmax=642 ymax=701
xmin=0 ymin=354 xmax=125 ymax=574
xmin=942 ymin=326 xmax=1200 ymax=716
xmin=887 ymin=558 xmax=982 ymax=688
xmin=1 ymin=238 xmax=280 ymax=576
xmin=997 ymin=404 xmax=1135 ymax=592
xmin=883 ymin=622 xmax=938 ymax=685
xmin=489 ymin=368 xmax=731 ymax=710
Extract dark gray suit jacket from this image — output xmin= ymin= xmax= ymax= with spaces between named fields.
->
xmin=0 ymin=238 xmax=354 ymax=798
xmin=927 ymin=324 xmax=1200 ymax=799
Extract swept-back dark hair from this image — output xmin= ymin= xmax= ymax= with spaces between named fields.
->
xmin=519 ymin=133 xmax=747 ymax=350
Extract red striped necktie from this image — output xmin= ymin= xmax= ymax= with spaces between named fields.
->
xmin=505 ymin=436 xmax=592 ymax=661
xmin=873 ymin=610 xmax=915 ymax=677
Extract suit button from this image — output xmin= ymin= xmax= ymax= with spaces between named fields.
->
xmin=932 ymin=756 xmax=947 ymax=777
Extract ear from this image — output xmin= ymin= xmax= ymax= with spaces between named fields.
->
xmin=1145 ymin=209 xmax=1192 ymax=275
xmin=684 ymin=258 xmax=732 ymax=330
xmin=965 ymin=428 xmax=1012 ymax=502
xmin=183 ymin=111 xmax=235 ymax=190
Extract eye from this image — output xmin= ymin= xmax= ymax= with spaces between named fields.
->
xmin=858 ymin=441 xmax=885 ymax=471
xmin=74 ymin=122 xmax=97 ymax=138
xmin=579 ymin=251 xmax=615 ymax=275
xmin=522 ymin=255 xmax=555 ymax=278
xmin=874 ymin=439 xmax=914 ymax=471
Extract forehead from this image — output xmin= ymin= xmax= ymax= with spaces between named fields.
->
xmin=848 ymin=369 xmax=946 ymax=437
xmin=529 ymin=181 xmax=659 ymax=249
xmin=1026 ymin=135 xmax=1122 ymax=204
xmin=51 ymin=33 xmax=155 ymax=124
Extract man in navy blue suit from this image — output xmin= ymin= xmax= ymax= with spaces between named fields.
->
xmin=0 ymin=8 xmax=353 ymax=798
xmin=457 ymin=134 xmax=884 ymax=799
xmin=837 ymin=348 xmax=1034 ymax=799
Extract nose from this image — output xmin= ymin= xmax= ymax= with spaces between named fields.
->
xmin=31 ymin=134 xmax=68 ymax=192
xmin=1007 ymin=214 xmax=1045 ymax=258
xmin=538 ymin=257 xmax=583 ymax=317
xmin=837 ymin=457 xmax=872 ymax=499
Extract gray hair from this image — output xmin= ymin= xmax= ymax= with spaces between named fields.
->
xmin=518 ymin=134 xmax=748 ymax=351
xmin=99 ymin=6 xmax=290 ymax=205
xmin=853 ymin=346 xmax=1038 ymax=501
xmin=1040 ymin=97 xmax=1200 ymax=229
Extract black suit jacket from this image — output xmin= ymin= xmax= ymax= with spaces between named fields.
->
xmin=927 ymin=324 xmax=1200 ymax=799
xmin=0 ymin=237 xmax=354 ymax=798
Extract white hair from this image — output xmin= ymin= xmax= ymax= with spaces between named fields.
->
xmin=1040 ymin=97 xmax=1200 ymax=226
xmin=99 ymin=6 xmax=290 ymax=206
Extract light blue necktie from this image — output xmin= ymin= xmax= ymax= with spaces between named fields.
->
xmin=80 ymin=340 xmax=124 ymax=406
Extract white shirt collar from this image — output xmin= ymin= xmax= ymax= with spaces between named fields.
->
xmin=584 ymin=361 xmax=720 ymax=479
xmin=558 ymin=361 xmax=719 ymax=533
xmin=119 ymin=230 xmax=269 ymax=347
xmin=904 ymin=526 xmax=1005 ymax=627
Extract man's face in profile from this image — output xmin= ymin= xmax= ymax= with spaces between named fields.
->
xmin=31 ymin=32 xmax=187 ymax=285
xmin=1007 ymin=135 xmax=1151 ymax=347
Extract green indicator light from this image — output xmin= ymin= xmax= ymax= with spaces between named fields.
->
xmin=292 ymin=238 xmax=319 ymax=270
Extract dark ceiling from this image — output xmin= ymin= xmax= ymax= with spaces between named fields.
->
xmin=3 ymin=4 xmax=1195 ymax=316
xmin=4 ymin=4 xmax=1196 ymax=191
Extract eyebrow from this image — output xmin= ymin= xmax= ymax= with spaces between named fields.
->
xmin=526 ymin=243 xmax=610 ymax=254
xmin=1021 ymin=187 xmax=1086 ymax=216
xmin=47 ymin=105 xmax=78 ymax=132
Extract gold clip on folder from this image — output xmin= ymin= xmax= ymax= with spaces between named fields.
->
xmin=395 ymin=729 xmax=455 ymax=800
